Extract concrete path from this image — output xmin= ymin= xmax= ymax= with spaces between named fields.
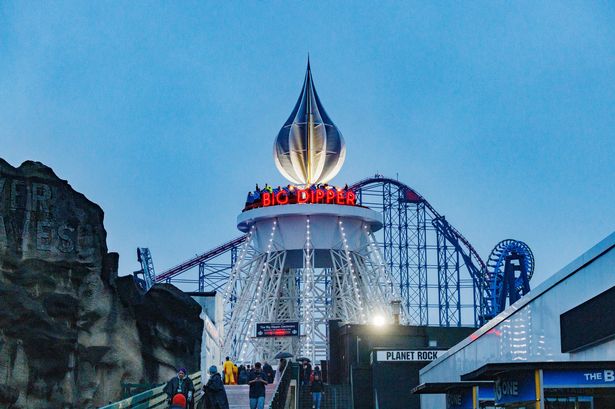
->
xmin=225 ymin=384 xmax=278 ymax=408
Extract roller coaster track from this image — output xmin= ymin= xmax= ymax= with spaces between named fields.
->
xmin=152 ymin=175 xmax=498 ymax=325
xmin=350 ymin=177 xmax=486 ymax=273
xmin=155 ymin=235 xmax=247 ymax=282
xmin=350 ymin=176 xmax=492 ymax=323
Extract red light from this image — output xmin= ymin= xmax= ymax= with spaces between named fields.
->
xmin=276 ymin=191 xmax=289 ymax=205
xmin=298 ymin=189 xmax=309 ymax=204
xmin=262 ymin=192 xmax=272 ymax=207
xmin=246 ymin=186 xmax=358 ymax=211
xmin=346 ymin=191 xmax=356 ymax=205
xmin=336 ymin=190 xmax=346 ymax=205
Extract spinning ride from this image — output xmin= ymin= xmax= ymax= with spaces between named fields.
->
xmin=484 ymin=239 xmax=534 ymax=320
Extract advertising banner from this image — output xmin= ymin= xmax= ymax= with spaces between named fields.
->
xmin=446 ymin=388 xmax=473 ymax=409
xmin=477 ymin=384 xmax=494 ymax=401
xmin=494 ymin=371 xmax=537 ymax=406
xmin=544 ymin=369 xmax=615 ymax=388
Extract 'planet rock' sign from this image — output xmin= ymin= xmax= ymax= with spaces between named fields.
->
xmin=274 ymin=60 xmax=346 ymax=185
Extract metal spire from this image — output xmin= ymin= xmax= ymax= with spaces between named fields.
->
xmin=273 ymin=60 xmax=346 ymax=186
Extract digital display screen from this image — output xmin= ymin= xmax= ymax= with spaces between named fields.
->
xmin=256 ymin=322 xmax=300 ymax=338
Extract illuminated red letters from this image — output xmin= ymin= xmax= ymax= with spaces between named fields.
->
xmin=315 ymin=189 xmax=325 ymax=203
xmin=276 ymin=191 xmax=289 ymax=205
xmin=254 ymin=187 xmax=357 ymax=209
xmin=298 ymin=189 xmax=309 ymax=204
xmin=336 ymin=190 xmax=346 ymax=205
xmin=346 ymin=191 xmax=356 ymax=205
xmin=326 ymin=189 xmax=336 ymax=204
xmin=262 ymin=192 xmax=272 ymax=206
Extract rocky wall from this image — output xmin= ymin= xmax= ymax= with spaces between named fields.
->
xmin=0 ymin=159 xmax=202 ymax=408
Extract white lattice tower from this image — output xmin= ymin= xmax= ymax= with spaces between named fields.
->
xmin=221 ymin=204 xmax=400 ymax=363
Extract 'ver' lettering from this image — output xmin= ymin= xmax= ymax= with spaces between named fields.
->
xmin=0 ymin=178 xmax=5 ymax=211
xmin=10 ymin=180 xmax=26 ymax=209
xmin=32 ymin=183 xmax=52 ymax=212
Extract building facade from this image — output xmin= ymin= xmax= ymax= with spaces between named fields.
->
xmin=416 ymin=232 xmax=615 ymax=409
xmin=188 ymin=292 xmax=224 ymax=375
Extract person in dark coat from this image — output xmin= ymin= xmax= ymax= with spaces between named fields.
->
xmin=238 ymin=365 xmax=248 ymax=385
xmin=248 ymin=362 xmax=268 ymax=409
xmin=164 ymin=368 xmax=195 ymax=406
xmin=310 ymin=365 xmax=322 ymax=383
xmin=202 ymin=365 xmax=229 ymax=409
xmin=300 ymin=361 xmax=312 ymax=386
xmin=262 ymin=361 xmax=274 ymax=383
xmin=310 ymin=373 xmax=325 ymax=409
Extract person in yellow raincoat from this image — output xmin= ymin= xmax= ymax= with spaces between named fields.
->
xmin=222 ymin=356 xmax=235 ymax=385
xmin=232 ymin=364 xmax=239 ymax=385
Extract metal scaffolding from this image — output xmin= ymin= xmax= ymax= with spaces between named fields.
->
xmin=150 ymin=175 xmax=497 ymax=333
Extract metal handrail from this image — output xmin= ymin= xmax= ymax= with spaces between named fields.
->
xmin=268 ymin=362 xmax=292 ymax=409
xmin=99 ymin=371 xmax=202 ymax=409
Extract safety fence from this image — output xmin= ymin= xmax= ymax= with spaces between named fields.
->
xmin=99 ymin=372 xmax=202 ymax=409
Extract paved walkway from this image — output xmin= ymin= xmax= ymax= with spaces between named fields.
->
xmin=225 ymin=384 xmax=278 ymax=408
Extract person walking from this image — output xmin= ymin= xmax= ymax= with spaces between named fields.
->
xmin=222 ymin=357 xmax=235 ymax=385
xmin=164 ymin=368 xmax=195 ymax=407
xmin=300 ymin=361 xmax=312 ymax=386
xmin=310 ymin=365 xmax=322 ymax=383
xmin=232 ymin=364 xmax=239 ymax=385
xmin=202 ymin=365 xmax=229 ymax=409
xmin=262 ymin=361 xmax=274 ymax=383
xmin=247 ymin=362 xmax=268 ymax=409
xmin=274 ymin=358 xmax=287 ymax=383
xmin=310 ymin=373 xmax=325 ymax=409
xmin=238 ymin=365 xmax=248 ymax=385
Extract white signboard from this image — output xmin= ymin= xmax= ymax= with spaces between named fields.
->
xmin=375 ymin=350 xmax=446 ymax=362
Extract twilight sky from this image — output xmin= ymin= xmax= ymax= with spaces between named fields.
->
xmin=1 ymin=2 xmax=614 ymax=288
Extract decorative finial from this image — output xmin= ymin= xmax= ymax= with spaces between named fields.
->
xmin=273 ymin=61 xmax=346 ymax=185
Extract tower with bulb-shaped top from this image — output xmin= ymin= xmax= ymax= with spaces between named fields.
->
xmin=222 ymin=62 xmax=398 ymax=363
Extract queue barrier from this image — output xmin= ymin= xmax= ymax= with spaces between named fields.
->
xmin=99 ymin=372 xmax=203 ymax=409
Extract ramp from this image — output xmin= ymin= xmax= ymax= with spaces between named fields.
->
xmin=225 ymin=384 xmax=278 ymax=408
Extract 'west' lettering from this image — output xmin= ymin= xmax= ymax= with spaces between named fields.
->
xmin=36 ymin=221 xmax=52 ymax=251
xmin=58 ymin=224 xmax=75 ymax=253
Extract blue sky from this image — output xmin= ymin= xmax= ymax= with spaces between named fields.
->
xmin=1 ymin=2 xmax=614 ymax=288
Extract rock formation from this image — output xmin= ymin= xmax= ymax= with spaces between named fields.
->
xmin=0 ymin=159 xmax=203 ymax=408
